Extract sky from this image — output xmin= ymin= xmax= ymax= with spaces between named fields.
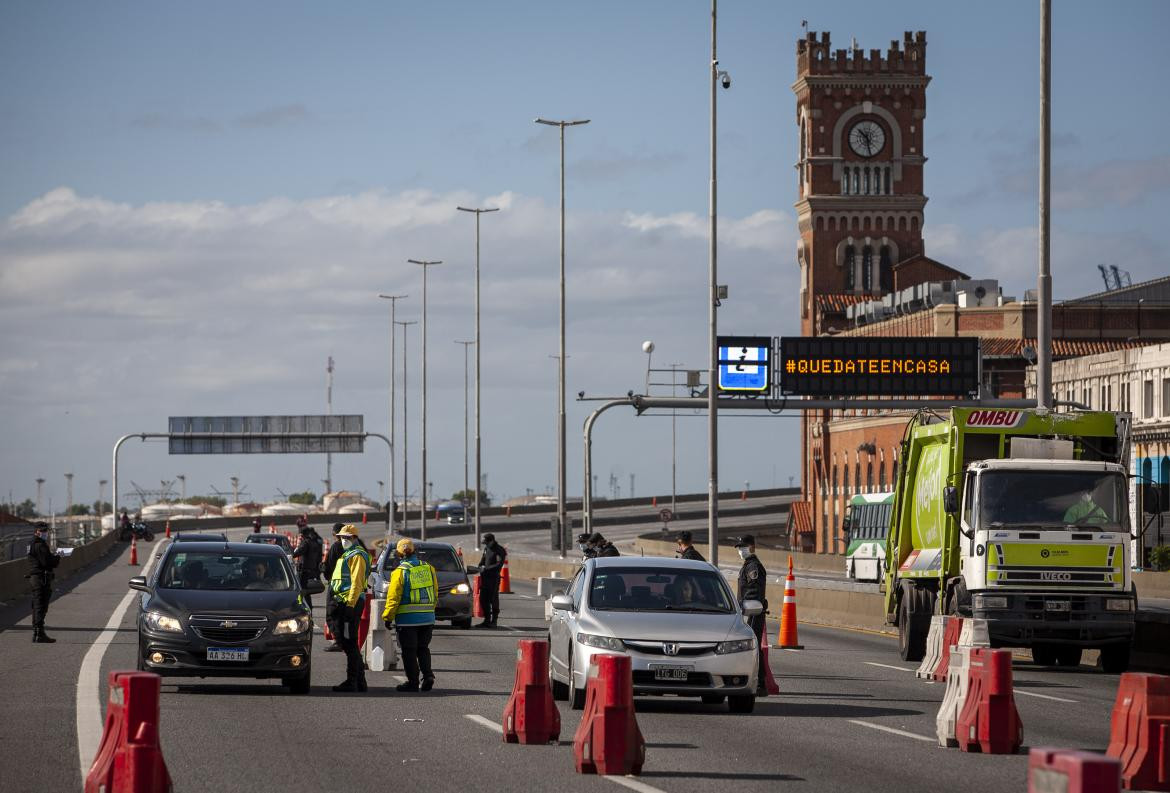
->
xmin=2 ymin=1 xmax=1168 ymax=514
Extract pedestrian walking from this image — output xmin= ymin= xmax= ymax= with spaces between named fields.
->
xmin=329 ymin=524 xmax=370 ymax=692
xmin=734 ymin=535 xmax=769 ymax=697
xmin=676 ymin=530 xmax=705 ymax=561
xmin=321 ymin=523 xmax=345 ymax=652
xmin=381 ymin=538 xmax=438 ymax=692
xmin=291 ymin=523 xmax=323 ymax=610
xmin=27 ymin=522 xmax=60 ymax=644
xmin=476 ymin=533 xmax=506 ymax=628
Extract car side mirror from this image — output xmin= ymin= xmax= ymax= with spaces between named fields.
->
xmin=943 ymin=486 xmax=959 ymax=515
xmin=741 ymin=599 xmax=764 ymax=617
xmin=303 ymin=579 xmax=325 ymax=595
xmin=466 ymin=565 xmax=481 ymax=575
xmin=550 ymin=594 xmax=574 ymax=611
xmin=129 ymin=576 xmax=149 ymax=592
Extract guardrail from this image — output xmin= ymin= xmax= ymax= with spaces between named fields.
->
xmin=0 ymin=529 xmax=119 ymax=605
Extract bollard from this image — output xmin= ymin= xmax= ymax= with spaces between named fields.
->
xmin=937 ymin=645 xmax=975 ymax=747
xmin=502 ymin=640 xmax=561 ymax=744
xmin=1105 ymin=672 xmax=1170 ymax=791
xmin=164 ymin=520 xmax=170 ymax=539
xmin=473 ymin=575 xmax=484 ymax=618
xmin=363 ymin=598 xmax=399 ymax=672
xmin=1028 ymin=748 xmax=1121 ymax=793
xmin=357 ymin=596 xmax=371 ymax=651
xmin=955 ymin=648 xmax=1023 ymax=754
xmin=573 ymin=654 xmax=646 ymax=775
xmin=760 ymin=621 xmax=780 ymax=695
xmin=129 ymin=538 xmax=139 ymax=566
xmin=85 ymin=671 xmax=172 ymax=793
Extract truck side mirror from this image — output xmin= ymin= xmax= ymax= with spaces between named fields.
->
xmin=943 ymin=486 xmax=959 ymax=515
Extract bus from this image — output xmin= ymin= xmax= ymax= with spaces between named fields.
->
xmin=842 ymin=492 xmax=894 ymax=582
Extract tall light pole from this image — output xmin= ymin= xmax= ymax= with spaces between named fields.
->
xmin=396 ymin=320 xmax=417 ymax=535
xmin=379 ymin=293 xmax=408 ymax=532
xmin=176 ymin=474 xmax=186 ymax=501
xmin=455 ymin=340 xmax=475 ymax=527
xmin=35 ymin=478 xmax=44 ymax=517
xmin=408 ymin=260 xmax=441 ymax=540
xmin=99 ymin=479 xmax=108 ymax=516
xmin=65 ymin=473 xmax=73 ymax=520
xmin=1036 ymin=0 xmax=1053 ymax=409
xmin=670 ymin=362 xmax=684 ymax=515
xmin=534 ymin=116 xmax=590 ymax=558
xmin=642 ymin=340 xmax=655 ymax=394
xmin=457 ymin=205 xmax=499 ymax=551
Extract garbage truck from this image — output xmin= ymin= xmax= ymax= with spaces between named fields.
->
xmin=883 ymin=407 xmax=1138 ymax=672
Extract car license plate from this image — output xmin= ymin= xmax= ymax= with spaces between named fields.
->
xmin=650 ymin=664 xmax=691 ymax=681
xmin=207 ymin=647 xmax=250 ymax=662
xmin=1045 ymin=600 xmax=1071 ymax=612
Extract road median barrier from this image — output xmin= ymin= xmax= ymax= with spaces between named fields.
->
xmin=84 ymin=670 xmax=172 ymax=793
xmin=1028 ymin=747 xmax=1121 ymax=793
xmin=933 ymin=617 xmax=965 ymax=682
xmin=502 ymin=639 xmax=561 ymax=745
xmin=955 ymin=647 xmax=1023 ymax=754
xmin=937 ymin=645 xmax=975 ymax=747
xmin=573 ymin=653 xmax=646 ymax=776
xmin=1105 ymin=671 xmax=1170 ymax=790
xmin=917 ymin=616 xmax=949 ymax=679
xmin=364 ymin=598 xmax=398 ymax=672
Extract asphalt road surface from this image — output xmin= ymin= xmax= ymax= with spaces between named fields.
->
xmin=0 ymin=533 xmax=1134 ymax=793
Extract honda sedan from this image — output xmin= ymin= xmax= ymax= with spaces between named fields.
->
xmin=548 ymin=556 xmax=763 ymax=713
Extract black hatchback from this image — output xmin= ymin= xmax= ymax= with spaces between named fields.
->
xmin=129 ymin=542 xmax=323 ymax=694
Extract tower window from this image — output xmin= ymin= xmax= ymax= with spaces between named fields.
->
xmin=862 ymin=246 xmax=874 ymax=291
xmin=884 ymin=167 xmax=891 ymax=194
xmin=844 ymin=245 xmax=856 ymax=291
xmin=863 ymin=167 xmax=870 ymax=195
xmin=879 ymin=245 xmax=893 ymax=292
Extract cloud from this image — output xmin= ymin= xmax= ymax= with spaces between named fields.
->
xmin=622 ymin=208 xmax=793 ymax=251
xmin=236 ymin=104 xmax=311 ymax=129
xmin=130 ymin=112 xmax=221 ymax=133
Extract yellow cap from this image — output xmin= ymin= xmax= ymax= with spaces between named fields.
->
xmin=396 ymin=538 xmax=415 ymax=556
xmin=336 ymin=524 xmax=360 ymax=538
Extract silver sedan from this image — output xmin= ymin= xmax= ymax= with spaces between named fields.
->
xmin=548 ymin=556 xmax=763 ymax=714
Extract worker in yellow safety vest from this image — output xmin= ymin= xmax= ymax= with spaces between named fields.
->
xmin=382 ymin=538 xmax=437 ymax=692
xmin=330 ymin=524 xmax=370 ymax=692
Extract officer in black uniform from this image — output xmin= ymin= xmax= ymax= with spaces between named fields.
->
xmin=27 ymin=522 xmax=60 ymax=644
xmin=321 ymin=523 xmax=345 ymax=651
xmin=676 ymin=530 xmax=705 ymax=561
xmin=734 ymin=535 xmax=768 ymax=696
xmin=576 ymin=532 xmax=596 ymax=559
xmin=590 ymin=532 xmax=620 ymax=557
xmin=476 ymin=533 xmax=507 ymax=628
xmin=291 ymin=523 xmax=323 ymax=610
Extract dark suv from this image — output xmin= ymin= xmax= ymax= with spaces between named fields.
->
xmin=130 ymin=542 xmax=322 ymax=693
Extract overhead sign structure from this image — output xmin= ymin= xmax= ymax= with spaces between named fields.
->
xmin=717 ymin=336 xmax=772 ymax=393
xmin=778 ymin=337 xmax=981 ymax=397
xmin=168 ymin=415 xmax=365 ymax=454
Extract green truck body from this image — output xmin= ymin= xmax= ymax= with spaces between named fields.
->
xmin=883 ymin=407 xmax=1136 ymax=671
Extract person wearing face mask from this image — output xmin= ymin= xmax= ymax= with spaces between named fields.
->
xmin=321 ymin=523 xmax=346 ymax=651
xmin=27 ymin=522 xmax=61 ymax=643
xmin=590 ymin=532 xmax=620 ymax=557
xmin=329 ymin=524 xmax=371 ymax=692
xmin=734 ymin=535 xmax=769 ymax=697
xmin=675 ymin=530 xmax=705 ymax=562
xmin=576 ymin=533 xmax=596 ymax=560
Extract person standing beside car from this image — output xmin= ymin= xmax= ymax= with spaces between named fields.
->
xmin=676 ymin=530 xmax=705 ymax=562
xmin=321 ymin=523 xmax=345 ymax=652
xmin=291 ymin=524 xmax=323 ymax=609
xmin=27 ymin=522 xmax=60 ymax=644
xmin=330 ymin=524 xmax=370 ymax=692
xmin=382 ymin=538 xmax=437 ymax=692
xmin=735 ymin=535 xmax=769 ymax=697
xmin=476 ymin=533 xmax=506 ymax=628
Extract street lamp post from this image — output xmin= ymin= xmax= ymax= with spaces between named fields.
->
xmin=670 ymin=362 xmax=683 ymax=515
xmin=408 ymin=259 xmax=441 ymax=541
xmin=534 ymin=116 xmax=590 ymax=559
xmin=455 ymin=340 xmax=474 ymax=528
xmin=396 ymin=320 xmax=417 ymax=535
xmin=456 ymin=205 xmax=499 ymax=550
xmin=379 ymin=293 xmax=408 ymax=533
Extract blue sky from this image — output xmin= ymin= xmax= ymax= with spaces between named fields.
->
xmin=2 ymin=1 xmax=1168 ymax=513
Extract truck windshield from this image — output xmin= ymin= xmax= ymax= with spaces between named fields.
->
xmin=978 ymin=470 xmax=1126 ymax=528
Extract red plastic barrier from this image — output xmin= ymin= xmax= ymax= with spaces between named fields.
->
xmin=473 ymin=575 xmax=484 ymax=618
xmin=955 ymin=648 xmax=1023 ymax=754
xmin=85 ymin=671 xmax=173 ymax=793
xmin=1106 ymin=672 xmax=1170 ymax=791
xmin=933 ymin=617 xmax=965 ymax=682
xmin=573 ymin=654 xmax=646 ymax=776
xmin=502 ymin=639 xmax=561 ymax=744
xmin=357 ymin=597 xmax=371 ymax=650
xmin=1029 ymin=747 xmax=1121 ymax=793
xmin=761 ymin=621 xmax=779 ymax=695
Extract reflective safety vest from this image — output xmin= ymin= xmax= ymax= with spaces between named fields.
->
xmin=382 ymin=557 xmax=437 ymax=626
xmin=330 ymin=545 xmax=370 ymax=607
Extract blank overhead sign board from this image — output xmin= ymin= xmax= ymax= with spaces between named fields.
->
xmin=168 ymin=415 xmax=365 ymax=454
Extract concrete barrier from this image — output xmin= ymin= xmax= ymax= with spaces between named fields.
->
xmin=0 ymin=530 xmax=120 ymax=605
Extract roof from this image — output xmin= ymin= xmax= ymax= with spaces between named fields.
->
xmin=786 ymin=501 xmax=814 ymax=536
xmin=170 ymin=541 xmax=286 ymax=555
xmin=980 ymin=338 xmax=1151 ymax=359
xmin=815 ymin=293 xmax=877 ymax=314
xmin=1064 ymin=274 xmax=1170 ymax=305
xmin=891 ymin=253 xmax=970 ymax=280
xmin=587 ymin=556 xmax=717 ymax=571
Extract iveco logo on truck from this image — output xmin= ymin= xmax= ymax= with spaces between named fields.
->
xmin=1040 ymin=571 xmax=1072 ymax=581
xmin=966 ymin=410 xmax=1025 ymax=428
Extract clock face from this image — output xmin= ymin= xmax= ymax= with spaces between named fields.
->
xmin=849 ymin=120 xmax=886 ymax=158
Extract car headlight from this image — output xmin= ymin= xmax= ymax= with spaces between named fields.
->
xmin=715 ymin=638 xmax=756 ymax=654
xmin=450 ymin=582 xmax=471 ymax=595
xmin=1106 ymin=598 xmax=1133 ymax=612
xmin=974 ymin=594 xmax=1008 ymax=610
xmin=144 ymin=611 xmax=183 ymax=633
xmin=576 ymin=632 xmax=624 ymax=652
xmin=274 ymin=615 xmax=311 ymax=635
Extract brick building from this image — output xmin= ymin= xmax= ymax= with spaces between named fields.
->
xmin=789 ymin=30 xmax=1170 ymax=554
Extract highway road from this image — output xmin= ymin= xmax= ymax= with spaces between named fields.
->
xmin=0 ymin=529 xmax=1135 ymax=793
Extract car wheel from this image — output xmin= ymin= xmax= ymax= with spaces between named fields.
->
xmin=701 ymin=694 xmax=726 ymax=705
xmin=453 ymin=617 xmax=472 ymax=630
xmin=285 ymin=665 xmax=311 ymax=695
xmin=136 ymin=633 xmax=146 ymax=671
xmin=569 ymin=650 xmax=586 ymax=711
xmin=548 ymin=638 xmax=569 ymax=701
xmin=728 ymin=694 xmax=755 ymax=714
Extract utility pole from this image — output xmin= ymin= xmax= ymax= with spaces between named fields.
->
xmin=1036 ymin=0 xmax=1053 ymax=409
xmin=325 ymin=356 xmax=335 ymax=494
xmin=65 ymin=473 xmax=73 ymax=519
xmin=396 ymin=320 xmax=417 ymax=536
xmin=379 ymin=293 xmax=408 ymax=533
xmin=99 ymin=479 xmax=108 ymax=516
xmin=35 ymin=478 xmax=44 ymax=517
xmin=455 ymin=340 xmax=475 ymax=526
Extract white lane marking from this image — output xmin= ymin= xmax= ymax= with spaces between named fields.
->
xmin=76 ymin=542 xmax=165 ymax=782
xmin=465 ymin=713 xmax=503 ymax=734
xmin=848 ymin=719 xmax=935 ymax=743
xmin=1013 ymin=688 xmax=1078 ymax=703
xmin=862 ymin=661 xmax=917 ymax=672
xmin=606 ymin=776 xmax=670 ymax=793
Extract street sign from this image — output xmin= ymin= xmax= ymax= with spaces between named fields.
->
xmin=717 ymin=336 xmax=772 ymax=393
xmin=778 ymin=337 xmax=981 ymax=397
xmin=658 ymin=508 xmax=674 ymax=523
xmin=167 ymin=415 xmax=365 ymax=454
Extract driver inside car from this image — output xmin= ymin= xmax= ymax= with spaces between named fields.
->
xmin=1063 ymin=491 xmax=1109 ymax=525
xmin=244 ymin=558 xmax=275 ymax=589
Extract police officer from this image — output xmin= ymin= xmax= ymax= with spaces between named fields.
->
xmin=382 ymin=538 xmax=438 ymax=692
xmin=252 ymin=517 xmax=262 ymax=534
xmin=590 ymin=532 xmax=620 ymax=557
xmin=576 ymin=532 xmax=596 ymax=559
xmin=476 ymin=533 xmax=506 ymax=628
xmin=734 ymin=535 xmax=769 ymax=697
xmin=321 ymin=523 xmax=346 ymax=652
xmin=291 ymin=523 xmax=323 ymax=610
xmin=27 ymin=522 xmax=60 ymax=643
xmin=676 ymin=530 xmax=705 ymax=561
xmin=330 ymin=524 xmax=370 ymax=692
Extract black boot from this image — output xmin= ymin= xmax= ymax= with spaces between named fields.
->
xmin=33 ymin=628 xmax=55 ymax=644
xmin=332 ymin=680 xmax=358 ymax=692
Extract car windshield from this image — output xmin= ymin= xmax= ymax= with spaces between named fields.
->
xmin=588 ymin=567 xmax=734 ymax=613
xmin=159 ymin=551 xmax=293 ymax=591
xmin=978 ymin=470 xmax=1126 ymax=528
xmin=247 ymin=535 xmax=288 ymax=547
xmin=384 ymin=548 xmax=463 ymax=573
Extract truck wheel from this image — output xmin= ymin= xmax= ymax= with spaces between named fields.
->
xmin=1099 ymin=644 xmax=1131 ymax=674
xmin=947 ymin=580 xmax=971 ymax=617
xmin=1031 ymin=644 xmax=1057 ymax=666
xmin=897 ymin=585 xmax=931 ymax=662
xmin=1054 ymin=646 xmax=1083 ymax=668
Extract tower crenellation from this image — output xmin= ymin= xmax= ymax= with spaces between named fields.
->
xmin=797 ymin=30 xmax=927 ymax=78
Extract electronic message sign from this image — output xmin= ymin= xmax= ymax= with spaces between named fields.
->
xmin=168 ymin=415 xmax=365 ymax=454
xmin=778 ymin=337 xmax=981 ymax=397
xmin=717 ymin=336 xmax=771 ymax=393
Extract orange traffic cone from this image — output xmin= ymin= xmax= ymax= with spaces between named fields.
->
xmin=652 ymin=496 xmax=657 ymax=507
xmin=129 ymin=537 xmax=139 ymax=566
xmin=776 ymin=555 xmax=803 ymax=649
xmin=506 ymin=505 xmax=512 ymax=517
xmin=165 ymin=520 xmax=171 ymax=538
xmin=741 ymin=490 xmax=747 ymax=501
xmin=456 ymin=545 xmax=463 ymax=560
xmin=761 ymin=621 xmax=780 ymax=694
xmin=362 ymin=512 xmax=367 ymax=525
xmin=499 ymin=559 xmax=512 ymax=594
xmin=269 ymin=522 xmax=276 ymax=533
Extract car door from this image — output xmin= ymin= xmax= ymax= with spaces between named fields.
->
xmin=550 ymin=568 xmax=585 ymax=679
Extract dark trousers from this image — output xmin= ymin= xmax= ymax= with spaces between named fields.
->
xmin=479 ymin=573 xmax=501 ymax=624
xmin=396 ymin=624 xmax=434 ymax=685
xmin=336 ymin=602 xmax=364 ymax=685
xmin=298 ymin=570 xmax=317 ymax=610
xmin=325 ymin=597 xmax=342 ymax=644
xmin=748 ymin=613 xmax=767 ymax=690
xmin=30 ymin=580 xmax=51 ymax=631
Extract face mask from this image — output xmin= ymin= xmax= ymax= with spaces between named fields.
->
xmin=340 ymin=537 xmax=354 ymax=549
xmin=578 ymin=544 xmax=589 ymax=553
xmin=737 ymin=547 xmax=751 ymax=561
